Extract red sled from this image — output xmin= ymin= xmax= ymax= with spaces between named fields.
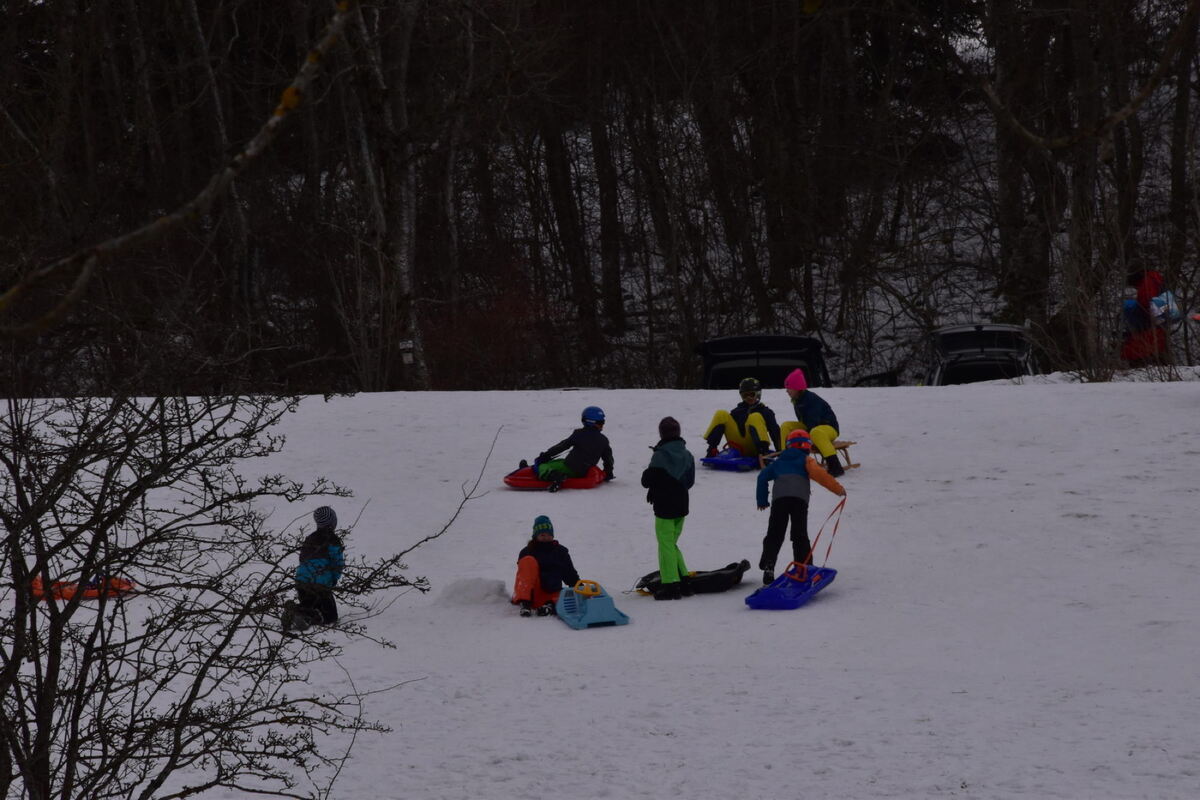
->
xmin=31 ymin=575 xmax=135 ymax=602
xmin=503 ymin=465 xmax=605 ymax=490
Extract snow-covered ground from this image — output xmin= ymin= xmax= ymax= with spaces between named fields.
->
xmin=227 ymin=372 xmax=1200 ymax=799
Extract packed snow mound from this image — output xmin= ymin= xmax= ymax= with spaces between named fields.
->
xmin=434 ymin=578 xmax=508 ymax=606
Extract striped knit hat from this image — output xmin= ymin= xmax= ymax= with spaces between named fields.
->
xmin=313 ymin=506 xmax=338 ymax=530
xmin=532 ymin=515 xmax=554 ymax=537
xmin=786 ymin=430 xmax=812 ymax=451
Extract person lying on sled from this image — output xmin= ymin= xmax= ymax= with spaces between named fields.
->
xmin=522 ymin=405 xmax=614 ymax=492
xmin=511 ymin=515 xmax=580 ymax=617
xmin=701 ymin=377 xmax=781 ymax=462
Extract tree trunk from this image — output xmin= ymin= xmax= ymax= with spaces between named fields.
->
xmin=541 ymin=113 xmax=600 ymax=348
xmin=1167 ymin=7 xmax=1197 ymax=276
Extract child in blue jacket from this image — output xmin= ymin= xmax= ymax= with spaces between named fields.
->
xmin=756 ymin=430 xmax=845 ymax=585
xmin=285 ymin=505 xmax=345 ymax=630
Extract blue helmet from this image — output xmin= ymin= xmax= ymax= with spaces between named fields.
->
xmin=581 ymin=406 xmax=606 ymax=426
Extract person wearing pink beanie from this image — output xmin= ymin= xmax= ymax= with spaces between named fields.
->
xmin=780 ymin=368 xmax=845 ymax=477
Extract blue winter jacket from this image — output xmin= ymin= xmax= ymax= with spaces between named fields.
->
xmin=791 ymin=390 xmax=839 ymax=433
xmin=756 ymin=448 xmax=813 ymax=507
xmin=296 ymin=526 xmax=345 ymax=587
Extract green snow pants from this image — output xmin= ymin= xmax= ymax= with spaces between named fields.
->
xmin=655 ymin=516 xmax=689 ymax=584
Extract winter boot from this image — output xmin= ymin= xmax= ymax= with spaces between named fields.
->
xmin=519 ymin=459 xmax=529 ymax=469
xmin=283 ymin=605 xmax=314 ymax=633
xmin=653 ymin=582 xmax=682 ymax=601
xmin=762 ymin=570 xmax=774 ymax=585
xmin=519 ymin=601 xmax=533 ymax=618
xmin=824 ymin=453 xmax=845 ymax=477
xmin=536 ymin=602 xmax=556 ymax=617
xmin=678 ymin=577 xmax=695 ymax=597
xmin=705 ymin=433 xmax=723 ymax=459
xmin=547 ymin=479 xmax=564 ymax=493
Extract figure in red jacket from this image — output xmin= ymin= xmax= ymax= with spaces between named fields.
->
xmin=1120 ymin=267 xmax=1168 ymax=366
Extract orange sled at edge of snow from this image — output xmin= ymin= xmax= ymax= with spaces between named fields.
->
xmin=31 ymin=575 xmax=136 ymax=602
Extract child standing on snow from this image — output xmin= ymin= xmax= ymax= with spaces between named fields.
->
xmin=284 ymin=505 xmax=345 ymax=631
xmin=523 ymin=405 xmax=615 ymax=492
xmin=756 ymin=429 xmax=845 ymax=585
xmin=640 ymin=416 xmax=696 ymax=601
xmin=511 ymin=515 xmax=580 ymax=617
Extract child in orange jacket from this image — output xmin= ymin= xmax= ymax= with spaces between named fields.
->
xmin=755 ymin=429 xmax=845 ymax=585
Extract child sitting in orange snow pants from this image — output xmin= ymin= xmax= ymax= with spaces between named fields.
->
xmin=511 ymin=515 xmax=580 ymax=617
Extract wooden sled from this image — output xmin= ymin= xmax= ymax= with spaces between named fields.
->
xmin=818 ymin=440 xmax=860 ymax=469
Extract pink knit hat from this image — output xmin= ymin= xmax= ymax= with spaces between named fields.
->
xmin=784 ymin=368 xmax=808 ymax=391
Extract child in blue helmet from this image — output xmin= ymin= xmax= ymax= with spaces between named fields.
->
xmin=756 ymin=430 xmax=845 ymax=585
xmin=523 ymin=406 xmax=615 ymax=493
xmin=282 ymin=506 xmax=345 ymax=632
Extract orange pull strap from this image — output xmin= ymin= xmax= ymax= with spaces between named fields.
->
xmin=800 ymin=496 xmax=847 ymax=567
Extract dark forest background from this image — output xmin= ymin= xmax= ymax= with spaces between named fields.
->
xmin=2 ymin=0 xmax=1198 ymax=395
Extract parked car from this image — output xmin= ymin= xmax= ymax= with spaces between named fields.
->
xmin=925 ymin=323 xmax=1038 ymax=385
xmin=696 ymin=335 xmax=832 ymax=389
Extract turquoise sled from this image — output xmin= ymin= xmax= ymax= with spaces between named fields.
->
xmin=555 ymin=580 xmax=630 ymax=629
xmin=745 ymin=561 xmax=836 ymax=610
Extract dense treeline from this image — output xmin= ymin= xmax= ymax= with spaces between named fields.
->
xmin=1 ymin=0 xmax=1197 ymax=394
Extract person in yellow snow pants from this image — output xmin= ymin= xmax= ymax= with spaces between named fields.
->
xmin=781 ymin=368 xmax=845 ymax=477
xmin=702 ymin=377 xmax=781 ymax=458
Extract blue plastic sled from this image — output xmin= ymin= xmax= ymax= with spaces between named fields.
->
xmin=745 ymin=561 xmax=837 ymax=610
xmin=555 ymin=580 xmax=630 ymax=629
xmin=699 ymin=448 xmax=759 ymax=472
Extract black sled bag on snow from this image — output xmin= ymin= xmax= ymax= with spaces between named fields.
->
xmin=635 ymin=560 xmax=751 ymax=595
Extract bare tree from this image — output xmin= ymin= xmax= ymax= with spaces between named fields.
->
xmin=0 ymin=394 xmax=427 ymax=799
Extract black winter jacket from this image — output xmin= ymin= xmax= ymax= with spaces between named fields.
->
xmin=518 ymin=539 xmax=581 ymax=592
xmin=640 ymin=437 xmax=695 ymax=519
xmin=538 ymin=426 xmax=614 ymax=479
xmin=731 ymin=401 xmax=781 ymax=450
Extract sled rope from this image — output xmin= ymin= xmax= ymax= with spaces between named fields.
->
xmin=803 ymin=496 xmax=847 ymax=567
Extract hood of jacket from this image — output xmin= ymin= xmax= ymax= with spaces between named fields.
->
xmin=649 ymin=437 xmax=692 ymax=482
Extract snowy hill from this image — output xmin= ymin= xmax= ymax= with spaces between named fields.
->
xmin=223 ymin=375 xmax=1200 ymax=800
